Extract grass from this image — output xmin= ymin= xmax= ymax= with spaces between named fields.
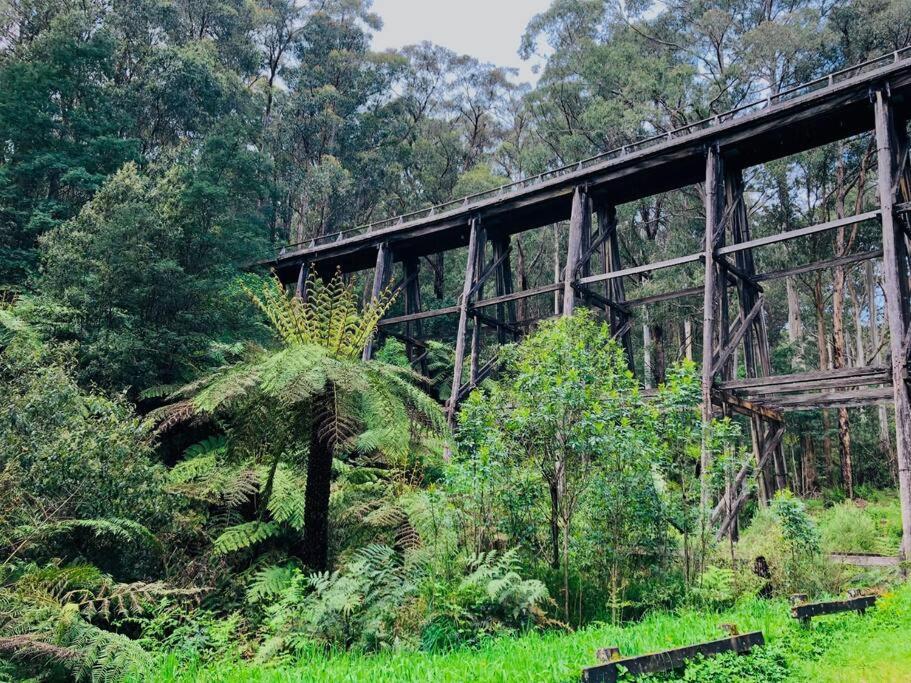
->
xmin=140 ymin=583 xmax=911 ymax=683
xmin=813 ymin=493 xmax=903 ymax=556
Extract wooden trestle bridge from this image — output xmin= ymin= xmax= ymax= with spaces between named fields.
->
xmin=270 ymin=50 xmax=911 ymax=558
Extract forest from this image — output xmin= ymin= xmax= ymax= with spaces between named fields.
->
xmin=2 ymin=0 xmax=911 ymax=681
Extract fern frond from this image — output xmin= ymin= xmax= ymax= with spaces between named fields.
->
xmin=212 ymin=521 xmax=280 ymax=555
xmin=247 ymin=564 xmax=297 ymax=603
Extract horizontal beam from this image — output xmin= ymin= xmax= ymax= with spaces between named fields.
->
xmin=766 ymin=386 xmax=895 ymax=410
xmin=718 ymin=365 xmax=889 ymax=391
xmin=574 ymin=284 xmax=630 ymax=314
xmin=577 ymin=252 xmax=702 ymax=285
xmin=581 ymin=632 xmax=765 ymax=683
xmin=756 ymin=249 xmax=883 ymax=282
xmin=712 ymin=390 xmax=783 ymax=422
xmin=473 ymin=282 xmax=563 ymax=309
xmin=378 ymin=305 xmax=460 ymax=326
xmin=719 ymin=366 xmax=890 ymax=392
xmin=717 ymin=210 xmax=881 ymax=255
xmin=791 ymin=596 xmax=877 ymax=622
xmin=625 ymin=285 xmax=704 ymax=308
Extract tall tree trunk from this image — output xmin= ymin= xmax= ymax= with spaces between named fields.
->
xmin=867 ymin=260 xmax=897 ymax=479
xmin=548 ymin=480 xmax=560 ymax=570
xmin=652 ymin=324 xmax=666 ymax=385
xmin=786 ymin=276 xmax=803 ymax=368
xmin=684 ymin=318 xmax=694 ymax=361
xmin=643 ymin=311 xmax=652 ymax=390
xmin=801 ymin=434 xmax=818 ymax=494
xmin=433 ymin=253 xmax=445 ymax=299
xmin=553 ymin=225 xmax=561 ymax=316
xmin=833 ymin=153 xmax=854 ymax=498
xmin=516 ymin=239 xmax=528 ymax=323
xmin=778 ymin=172 xmax=804 ymax=368
xmin=814 ymin=274 xmax=834 ymax=482
xmin=303 ymin=424 xmax=334 ymax=571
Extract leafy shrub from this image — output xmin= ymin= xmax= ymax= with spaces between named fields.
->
xmin=136 ymin=600 xmax=246 ymax=664
xmin=256 ymin=546 xmax=549 ymax=656
xmin=737 ymin=492 xmax=839 ymax=596
xmin=676 ymin=645 xmax=790 ymax=682
xmin=689 ymin=566 xmax=736 ymax=609
xmin=818 ymin=501 xmax=879 ymax=554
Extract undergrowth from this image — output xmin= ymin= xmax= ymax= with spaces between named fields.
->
xmin=138 ymin=582 xmax=911 ymax=683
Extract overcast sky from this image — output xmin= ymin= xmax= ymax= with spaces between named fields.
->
xmin=370 ymin=0 xmax=553 ymax=84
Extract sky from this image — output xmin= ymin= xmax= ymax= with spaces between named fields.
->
xmin=370 ymin=0 xmax=553 ymax=84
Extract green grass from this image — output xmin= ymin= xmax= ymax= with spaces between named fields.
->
xmin=140 ymin=583 xmax=911 ymax=683
xmin=814 ymin=495 xmax=903 ymax=556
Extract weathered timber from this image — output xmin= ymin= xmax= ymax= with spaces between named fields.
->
xmin=473 ymin=282 xmax=564 ymax=309
xmin=716 ymin=211 xmax=881 ymax=255
xmin=577 ymin=252 xmax=702 ymax=285
xmin=271 ymin=52 xmax=911 ymax=276
xmin=469 ymin=232 xmax=488 ymax=382
xmin=874 ymin=89 xmax=911 ymax=562
xmin=712 ymin=390 xmax=783 ymax=423
xmin=378 ymin=305 xmax=460 ymax=326
xmin=829 ymin=553 xmax=902 ymax=567
xmin=712 ymin=294 xmax=765 ymax=375
xmin=736 ymin=374 xmax=892 ymax=397
xmin=624 ymin=285 xmax=703 ymax=308
xmin=564 ymin=187 xmax=591 ymax=315
xmin=712 ymin=424 xmax=785 ymax=525
xmin=580 ymin=632 xmax=765 ymax=683
xmin=701 ymin=144 xmax=725 ymax=512
xmin=719 ymin=365 xmax=889 ymax=391
xmin=264 ymin=55 xmax=911 ymax=545
xmin=448 ymin=218 xmax=483 ymax=423
xmin=363 ymin=243 xmax=392 ymax=360
xmin=791 ymin=596 xmax=877 ymax=624
xmin=755 ymin=249 xmax=883 ymax=282
xmin=760 ymin=387 xmax=895 ymax=410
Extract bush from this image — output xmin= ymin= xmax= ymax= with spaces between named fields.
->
xmin=737 ymin=492 xmax=840 ymax=597
xmin=818 ymin=502 xmax=879 ymax=554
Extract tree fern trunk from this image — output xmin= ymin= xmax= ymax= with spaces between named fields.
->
xmin=303 ymin=429 xmax=333 ymax=571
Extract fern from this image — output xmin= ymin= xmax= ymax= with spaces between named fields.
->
xmin=263 ymin=465 xmax=306 ymax=531
xmin=27 ymin=518 xmax=161 ymax=554
xmin=212 ymin=521 xmax=281 ymax=555
xmin=247 ymin=564 xmax=297 ymax=603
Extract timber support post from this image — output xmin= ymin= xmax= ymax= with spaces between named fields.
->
xmin=873 ymin=88 xmax=911 ymax=561
xmin=701 ymin=144 xmax=725 ymax=513
xmin=448 ymin=217 xmax=484 ymax=424
xmin=599 ymin=204 xmax=635 ymax=371
xmin=563 ymin=186 xmax=591 ymax=316
xmin=363 ymin=242 xmax=392 ymax=361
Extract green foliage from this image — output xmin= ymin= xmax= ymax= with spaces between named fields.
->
xmin=737 ymin=492 xmax=836 ymax=597
xmin=815 ymin=497 xmax=903 ymax=556
xmin=257 ymin=545 xmax=549 ymax=656
xmin=141 ymin=583 xmax=911 ymax=683
xmin=39 ymin=152 xmax=269 ymax=393
xmin=212 ymin=522 xmax=282 ymax=556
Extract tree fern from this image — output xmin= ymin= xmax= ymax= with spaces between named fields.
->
xmin=247 ymin=564 xmax=297 ymax=604
xmin=212 ymin=521 xmax=281 ymax=555
xmin=264 ymin=465 xmax=306 ymax=531
xmin=163 ymin=271 xmax=446 ymax=571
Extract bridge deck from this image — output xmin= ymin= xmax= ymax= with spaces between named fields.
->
xmin=273 ymin=49 xmax=911 ymax=279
